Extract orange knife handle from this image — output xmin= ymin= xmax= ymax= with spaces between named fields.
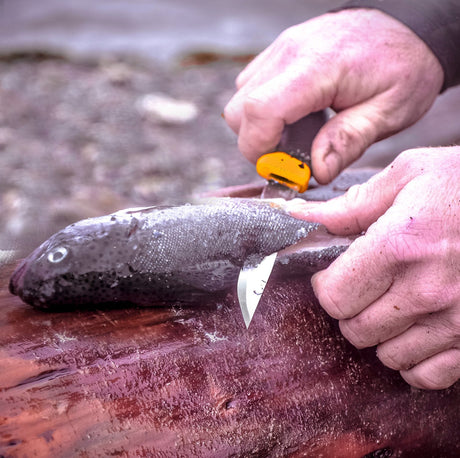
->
xmin=257 ymin=110 xmax=328 ymax=192
xmin=256 ymin=152 xmax=311 ymax=193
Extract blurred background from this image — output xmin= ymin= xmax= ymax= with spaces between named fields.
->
xmin=1 ymin=0 xmax=459 ymax=262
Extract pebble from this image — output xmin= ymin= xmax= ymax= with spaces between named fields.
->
xmin=136 ymin=93 xmax=198 ymax=124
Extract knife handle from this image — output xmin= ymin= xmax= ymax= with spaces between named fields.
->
xmin=256 ymin=110 xmax=328 ymax=192
xmin=256 ymin=152 xmax=311 ymax=193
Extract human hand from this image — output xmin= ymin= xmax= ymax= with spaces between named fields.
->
xmin=288 ymin=147 xmax=460 ymax=389
xmin=224 ymin=9 xmax=444 ymax=184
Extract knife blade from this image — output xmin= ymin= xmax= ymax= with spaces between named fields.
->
xmin=237 ymin=252 xmax=278 ymax=328
xmin=237 ymin=110 xmax=329 ymax=327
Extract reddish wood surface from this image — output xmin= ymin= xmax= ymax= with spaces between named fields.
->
xmin=1 ymin=261 xmax=459 ymax=457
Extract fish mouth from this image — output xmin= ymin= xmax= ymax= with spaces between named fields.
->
xmin=9 ymin=258 xmax=28 ymax=296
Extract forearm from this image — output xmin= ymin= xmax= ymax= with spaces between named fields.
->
xmin=334 ymin=0 xmax=460 ymax=91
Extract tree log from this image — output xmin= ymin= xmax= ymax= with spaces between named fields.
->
xmin=0 ymin=262 xmax=458 ymax=457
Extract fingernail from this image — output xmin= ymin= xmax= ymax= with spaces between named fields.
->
xmin=311 ymin=271 xmax=322 ymax=293
xmin=324 ymin=151 xmax=342 ymax=181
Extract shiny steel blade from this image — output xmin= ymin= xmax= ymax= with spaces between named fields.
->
xmin=260 ymin=180 xmax=298 ymax=200
xmin=237 ymin=252 xmax=278 ymax=328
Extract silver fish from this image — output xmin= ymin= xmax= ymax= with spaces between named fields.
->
xmin=9 ymin=198 xmax=327 ymax=310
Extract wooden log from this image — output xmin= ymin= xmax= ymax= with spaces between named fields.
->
xmin=0 ymin=261 xmax=459 ymax=457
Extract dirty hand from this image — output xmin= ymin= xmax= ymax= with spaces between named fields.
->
xmin=224 ymin=8 xmax=444 ymax=184
xmin=289 ymin=147 xmax=460 ymax=390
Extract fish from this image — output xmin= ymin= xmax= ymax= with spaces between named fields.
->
xmin=9 ymin=198 xmax=352 ymax=311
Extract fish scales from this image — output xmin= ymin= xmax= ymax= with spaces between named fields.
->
xmin=9 ymin=199 xmax=321 ymax=310
xmin=132 ymin=199 xmax=314 ymax=271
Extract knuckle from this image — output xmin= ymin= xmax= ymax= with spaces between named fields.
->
xmin=393 ymin=148 xmax=427 ymax=177
xmin=410 ymin=286 xmax=455 ymax=315
xmin=339 ymin=319 xmax=368 ymax=348
xmin=393 ymin=148 xmax=418 ymax=167
xmin=403 ymin=369 xmax=446 ymax=390
xmin=336 ymin=117 xmax=377 ymax=157
xmin=381 ymin=226 xmax=420 ymax=266
xmin=313 ymin=275 xmax=349 ymax=320
xmin=344 ymin=120 xmax=371 ymax=148
xmin=430 ymin=309 xmax=460 ymax=341
xmin=447 ymin=311 xmax=460 ymax=339
xmin=223 ymin=105 xmax=239 ymax=132
xmin=343 ymin=183 xmax=363 ymax=205
xmin=341 ymin=184 xmax=372 ymax=231
xmin=326 ymin=121 xmax=367 ymax=160
xmin=377 ymin=344 xmax=407 ymax=370
xmin=277 ymin=25 xmax=300 ymax=48
xmin=401 ymin=349 xmax=460 ymax=390
xmin=243 ymin=95 xmax=268 ymax=121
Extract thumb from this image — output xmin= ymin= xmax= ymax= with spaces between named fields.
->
xmin=311 ymin=97 xmax=397 ymax=184
xmin=289 ymin=160 xmax=412 ymax=235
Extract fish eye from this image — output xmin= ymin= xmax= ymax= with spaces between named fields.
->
xmin=47 ymin=247 xmax=69 ymax=264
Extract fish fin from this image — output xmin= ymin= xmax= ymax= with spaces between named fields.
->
xmin=113 ymin=205 xmax=177 ymax=217
xmin=121 ymin=205 xmax=175 ymax=215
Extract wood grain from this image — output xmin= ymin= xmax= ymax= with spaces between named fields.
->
xmin=1 ymin=262 xmax=458 ymax=457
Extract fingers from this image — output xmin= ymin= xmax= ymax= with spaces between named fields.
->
xmin=309 ymin=196 xmax=420 ymax=320
xmin=235 ymin=44 xmax=275 ymax=89
xmin=311 ymin=97 xmax=391 ymax=184
xmin=338 ymin=286 xmax=416 ymax=349
xmin=401 ymin=349 xmax=460 ymax=390
xmin=377 ymin=310 xmax=460 ymax=371
xmin=309 ymin=148 xmax=460 ymax=390
xmin=290 ymin=157 xmax=415 ymax=235
xmin=333 ymin=278 xmax=460 ymax=390
xmin=225 ymin=69 xmax=333 ymax=163
xmin=311 ymin=231 xmax=397 ymax=320
xmin=337 ymin=287 xmax=460 ymax=390
xmin=225 ymin=8 xmax=444 ymax=183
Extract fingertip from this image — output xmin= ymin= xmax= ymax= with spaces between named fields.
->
xmin=236 ymin=69 xmax=250 ymax=90
xmin=223 ymin=98 xmax=242 ymax=135
xmin=311 ymin=271 xmax=330 ymax=309
xmin=237 ymin=105 xmax=284 ymax=163
xmin=311 ymin=270 xmax=347 ymax=320
xmin=400 ymin=350 xmax=460 ymax=390
xmin=339 ymin=319 xmax=368 ymax=349
xmin=237 ymin=134 xmax=264 ymax=164
xmin=311 ymin=108 xmax=377 ymax=184
xmin=311 ymin=139 xmax=344 ymax=185
xmin=311 ymin=271 xmax=322 ymax=295
xmin=400 ymin=369 xmax=441 ymax=390
xmin=376 ymin=343 xmax=406 ymax=371
xmin=321 ymin=149 xmax=343 ymax=184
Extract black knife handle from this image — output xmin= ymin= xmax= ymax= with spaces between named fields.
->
xmin=277 ymin=110 xmax=329 ymax=165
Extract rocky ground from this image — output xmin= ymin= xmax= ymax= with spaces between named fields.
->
xmin=0 ymin=54 xmax=257 ymax=259
xmin=1 ymin=52 xmax=459 ymax=264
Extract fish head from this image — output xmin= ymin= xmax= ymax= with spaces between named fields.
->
xmin=9 ymin=212 xmax=139 ymax=309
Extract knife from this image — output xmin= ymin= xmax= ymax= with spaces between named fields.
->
xmin=237 ymin=110 xmax=328 ymax=327
xmin=237 ymin=252 xmax=278 ymax=328
xmin=257 ymin=110 xmax=328 ymax=199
